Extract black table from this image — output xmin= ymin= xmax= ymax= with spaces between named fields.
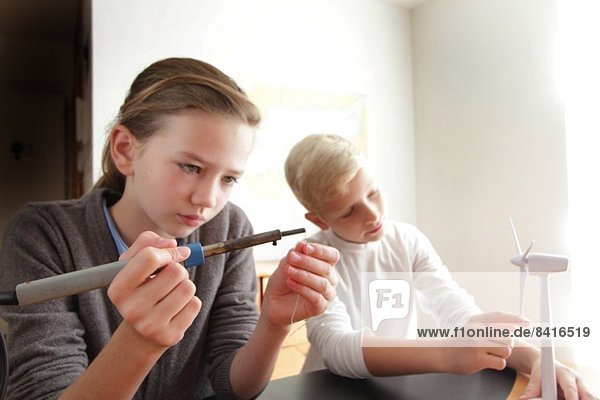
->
xmin=258 ymin=368 xmax=516 ymax=399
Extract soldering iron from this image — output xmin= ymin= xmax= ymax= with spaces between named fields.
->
xmin=0 ymin=227 xmax=305 ymax=398
xmin=0 ymin=228 xmax=305 ymax=307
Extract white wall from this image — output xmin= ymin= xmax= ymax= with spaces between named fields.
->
xmin=557 ymin=0 xmax=600 ymax=367
xmin=91 ymin=0 xmax=586 ymax=363
xmin=412 ymin=0 xmax=572 ymax=357
xmin=92 ymin=0 xmax=416 ymax=248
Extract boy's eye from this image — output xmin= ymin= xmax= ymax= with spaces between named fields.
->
xmin=368 ymin=189 xmax=379 ymax=198
xmin=179 ymin=163 xmax=200 ymax=174
xmin=222 ymin=176 xmax=239 ymax=186
xmin=341 ymin=208 xmax=353 ymax=219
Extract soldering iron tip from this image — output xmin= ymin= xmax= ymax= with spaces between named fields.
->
xmin=281 ymin=228 xmax=306 ymax=237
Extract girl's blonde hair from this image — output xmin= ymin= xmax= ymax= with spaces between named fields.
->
xmin=285 ymin=134 xmax=362 ymax=213
xmin=94 ymin=57 xmax=261 ymax=194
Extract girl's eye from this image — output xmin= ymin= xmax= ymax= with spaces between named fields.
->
xmin=368 ymin=189 xmax=380 ymax=198
xmin=222 ymin=176 xmax=239 ymax=186
xmin=179 ymin=163 xmax=200 ymax=174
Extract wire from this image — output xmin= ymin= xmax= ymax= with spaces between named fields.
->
xmin=0 ymin=292 xmax=17 ymax=306
xmin=290 ymin=294 xmax=300 ymax=324
xmin=287 ymin=235 xmax=310 ymax=339
xmin=0 ymin=292 xmax=12 ymax=398
xmin=0 ymin=328 xmax=8 ymax=398
xmin=0 ymin=292 xmax=14 ymax=398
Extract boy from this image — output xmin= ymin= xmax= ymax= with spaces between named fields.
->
xmin=285 ymin=133 xmax=593 ymax=399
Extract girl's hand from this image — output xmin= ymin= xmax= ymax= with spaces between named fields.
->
xmin=107 ymin=231 xmax=202 ymax=350
xmin=262 ymin=242 xmax=339 ymax=328
xmin=520 ymin=359 xmax=597 ymax=400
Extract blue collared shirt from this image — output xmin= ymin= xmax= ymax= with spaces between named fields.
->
xmin=102 ymin=200 xmax=128 ymax=256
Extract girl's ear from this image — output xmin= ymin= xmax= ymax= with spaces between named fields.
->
xmin=305 ymin=212 xmax=329 ymax=230
xmin=110 ymin=125 xmax=137 ymax=176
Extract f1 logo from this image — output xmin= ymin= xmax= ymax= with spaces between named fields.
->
xmin=368 ymin=279 xmax=411 ymax=331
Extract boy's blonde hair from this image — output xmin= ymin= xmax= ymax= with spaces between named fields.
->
xmin=285 ymin=134 xmax=362 ymax=213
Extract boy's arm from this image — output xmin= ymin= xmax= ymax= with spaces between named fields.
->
xmin=301 ymin=295 xmax=513 ymax=378
xmin=409 ymin=226 xmax=482 ymax=328
xmin=361 ymin=313 xmax=526 ymax=376
xmin=306 ymin=295 xmax=371 ymax=378
xmin=362 ymin=334 xmax=512 ymax=376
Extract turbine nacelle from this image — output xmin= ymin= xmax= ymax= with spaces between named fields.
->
xmin=510 ymin=253 xmax=569 ymax=274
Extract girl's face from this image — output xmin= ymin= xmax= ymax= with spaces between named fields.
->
xmin=120 ymin=110 xmax=254 ymax=240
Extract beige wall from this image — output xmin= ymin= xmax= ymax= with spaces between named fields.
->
xmin=92 ymin=0 xmax=417 ymax=248
xmin=412 ymin=0 xmax=572 ymax=358
xmin=92 ymin=0 xmax=577 ymax=360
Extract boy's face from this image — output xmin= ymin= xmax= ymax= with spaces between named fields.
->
xmin=116 ymin=110 xmax=254 ymax=241
xmin=307 ymin=167 xmax=385 ymax=244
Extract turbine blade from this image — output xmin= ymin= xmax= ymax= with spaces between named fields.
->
xmin=509 ymin=217 xmax=523 ymax=255
xmin=521 ymin=241 xmax=535 ymax=263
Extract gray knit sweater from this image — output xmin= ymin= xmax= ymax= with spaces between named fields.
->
xmin=0 ymin=189 xmax=259 ymax=400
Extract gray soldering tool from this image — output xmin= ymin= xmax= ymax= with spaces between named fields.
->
xmin=0 ymin=228 xmax=305 ymax=306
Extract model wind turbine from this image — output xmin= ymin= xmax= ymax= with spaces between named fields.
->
xmin=510 ymin=218 xmax=530 ymax=317
xmin=509 ymin=218 xmax=569 ymax=400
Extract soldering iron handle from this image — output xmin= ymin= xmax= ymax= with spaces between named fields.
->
xmin=15 ymin=259 xmax=128 ymax=306
xmin=14 ymin=242 xmax=206 ymax=306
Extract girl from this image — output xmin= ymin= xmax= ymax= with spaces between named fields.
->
xmin=0 ymin=58 xmax=339 ymax=400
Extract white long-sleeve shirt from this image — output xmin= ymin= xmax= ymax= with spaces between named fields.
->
xmin=302 ymin=221 xmax=481 ymax=378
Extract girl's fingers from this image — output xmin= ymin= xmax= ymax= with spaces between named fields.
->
xmin=126 ymin=286 xmax=202 ymax=348
xmin=104 ymin=233 xmax=202 ymax=349
xmin=295 ymin=242 xmax=340 ymax=266
xmin=287 ymin=265 xmax=335 ymax=301
xmin=129 ymin=262 xmax=191 ymax=306
xmin=282 ymin=244 xmax=339 ymax=314
xmin=168 ymin=296 xmax=203 ymax=339
xmin=108 ymin=246 xmax=191 ymax=301
xmin=287 ymin=248 xmax=336 ymax=279
xmin=119 ymin=231 xmax=177 ymax=260
xmin=109 ymin=258 xmax=201 ymax=347
xmin=286 ymin=277 xmax=329 ymax=314
xmin=154 ymin=278 xmax=198 ymax=318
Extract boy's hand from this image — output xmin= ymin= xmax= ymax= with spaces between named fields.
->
xmin=262 ymin=242 xmax=339 ymax=328
xmin=440 ymin=341 xmax=514 ymax=374
xmin=520 ymin=359 xmax=597 ymax=400
xmin=441 ymin=311 xmax=528 ymax=374
xmin=107 ymin=231 xmax=202 ymax=349
xmin=466 ymin=310 xmax=530 ymax=327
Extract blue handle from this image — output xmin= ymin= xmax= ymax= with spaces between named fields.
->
xmin=183 ymin=242 xmax=205 ymax=267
